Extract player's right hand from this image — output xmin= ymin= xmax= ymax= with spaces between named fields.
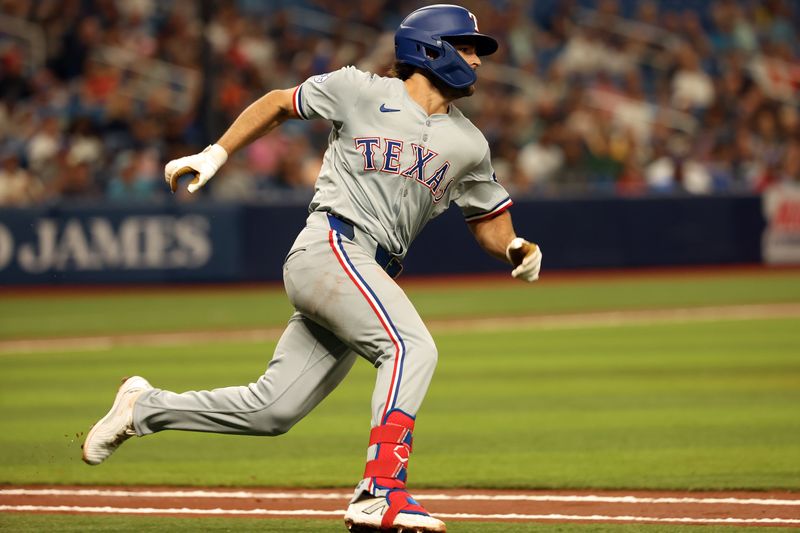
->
xmin=164 ymin=144 xmax=228 ymax=193
xmin=506 ymin=237 xmax=542 ymax=282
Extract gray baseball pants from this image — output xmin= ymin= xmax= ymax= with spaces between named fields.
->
xmin=133 ymin=211 xmax=437 ymax=439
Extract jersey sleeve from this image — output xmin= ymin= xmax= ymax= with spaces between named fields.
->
xmin=454 ymin=148 xmax=513 ymax=222
xmin=292 ymin=66 xmax=373 ymax=123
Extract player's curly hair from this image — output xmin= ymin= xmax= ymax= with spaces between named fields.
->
xmin=388 ymin=61 xmax=416 ymax=81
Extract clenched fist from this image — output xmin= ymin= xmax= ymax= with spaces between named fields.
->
xmin=506 ymin=237 xmax=542 ymax=282
xmin=164 ymin=144 xmax=228 ymax=193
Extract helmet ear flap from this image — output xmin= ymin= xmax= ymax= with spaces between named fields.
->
xmin=420 ymin=39 xmax=476 ymax=89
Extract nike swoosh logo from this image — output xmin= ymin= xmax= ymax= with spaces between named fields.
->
xmin=379 ymin=104 xmax=401 ymax=113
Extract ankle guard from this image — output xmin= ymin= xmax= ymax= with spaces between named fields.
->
xmin=363 ymin=410 xmax=431 ymax=528
xmin=364 ymin=410 xmax=414 ymax=491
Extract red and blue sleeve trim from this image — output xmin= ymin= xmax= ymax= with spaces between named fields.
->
xmin=464 ymin=197 xmax=513 ymax=222
xmin=292 ymin=84 xmax=308 ymax=120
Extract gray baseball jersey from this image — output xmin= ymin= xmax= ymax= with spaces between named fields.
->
xmin=132 ymin=66 xmax=511 ymax=504
xmin=295 ymin=66 xmax=512 ymax=258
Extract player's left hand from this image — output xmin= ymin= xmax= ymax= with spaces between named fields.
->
xmin=506 ymin=237 xmax=542 ymax=282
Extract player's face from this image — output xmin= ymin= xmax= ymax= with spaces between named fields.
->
xmin=435 ymin=38 xmax=481 ymax=99
xmin=453 ymin=44 xmax=481 ymax=71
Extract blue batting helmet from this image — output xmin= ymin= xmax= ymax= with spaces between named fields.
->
xmin=395 ymin=4 xmax=498 ymax=89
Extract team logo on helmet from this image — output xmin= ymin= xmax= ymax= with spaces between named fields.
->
xmin=468 ymin=11 xmax=479 ymax=31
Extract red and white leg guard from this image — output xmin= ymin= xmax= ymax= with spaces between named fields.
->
xmin=364 ymin=410 xmax=414 ymax=492
xmin=362 ymin=411 xmax=435 ymax=529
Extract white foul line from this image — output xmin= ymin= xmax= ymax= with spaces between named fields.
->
xmin=2 ymin=488 xmax=800 ymax=506
xmin=437 ymin=512 xmax=800 ymax=525
xmin=0 ymin=505 xmax=340 ymax=517
xmin=0 ymin=488 xmax=352 ymax=500
xmin=1 ymin=505 xmax=799 ymax=526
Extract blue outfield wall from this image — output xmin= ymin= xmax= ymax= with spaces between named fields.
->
xmin=0 ymin=202 xmax=243 ymax=284
xmin=0 ymin=195 xmax=764 ymax=285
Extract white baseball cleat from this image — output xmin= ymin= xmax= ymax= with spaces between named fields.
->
xmin=344 ymin=495 xmax=446 ymax=533
xmin=82 ymin=376 xmax=152 ymax=465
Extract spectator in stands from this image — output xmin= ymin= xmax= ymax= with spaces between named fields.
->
xmin=25 ymin=116 xmax=63 ymax=185
xmin=274 ymin=135 xmax=321 ymax=191
xmin=671 ymin=44 xmax=715 ymax=112
xmin=780 ymin=141 xmax=800 ymax=184
xmin=748 ymin=105 xmax=792 ymax=191
xmin=209 ymin=155 xmax=259 ymax=201
xmin=0 ymin=152 xmax=44 ymax=206
xmin=616 ymin=150 xmax=647 ymax=196
xmin=0 ymin=48 xmax=33 ymax=108
xmin=51 ymin=157 xmax=100 ymax=200
xmin=66 ymin=117 xmax=103 ymax=171
xmin=244 ymin=130 xmax=293 ymax=189
xmin=1 ymin=0 xmax=797 ymax=202
xmin=646 ymin=132 xmax=713 ymax=194
xmin=516 ymin=122 xmax=565 ymax=194
xmin=106 ymin=149 xmax=161 ymax=201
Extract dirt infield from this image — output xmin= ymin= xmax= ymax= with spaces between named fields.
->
xmin=2 ymin=486 xmax=799 ymax=527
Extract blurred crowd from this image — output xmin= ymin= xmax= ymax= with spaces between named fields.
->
xmin=0 ymin=0 xmax=798 ymax=207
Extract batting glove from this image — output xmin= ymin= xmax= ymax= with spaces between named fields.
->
xmin=164 ymin=144 xmax=228 ymax=193
xmin=506 ymin=237 xmax=542 ymax=282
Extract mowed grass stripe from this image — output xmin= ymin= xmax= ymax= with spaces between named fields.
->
xmin=1 ymin=318 xmax=797 ymax=490
xmin=2 ymin=302 xmax=800 ymax=355
xmin=2 ymin=271 xmax=800 ymax=340
xmin=5 ymin=513 xmax=800 ymax=532
xmin=5 ymin=487 xmax=800 ymax=505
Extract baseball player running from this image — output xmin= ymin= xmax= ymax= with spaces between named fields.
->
xmin=82 ymin=5 xmax=542 ymax=532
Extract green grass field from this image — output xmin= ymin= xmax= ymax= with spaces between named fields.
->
xmin=3 ymin=270 xmax=800 ymax=339
xmin=1 ymin=269 xmax=799 ymax=532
